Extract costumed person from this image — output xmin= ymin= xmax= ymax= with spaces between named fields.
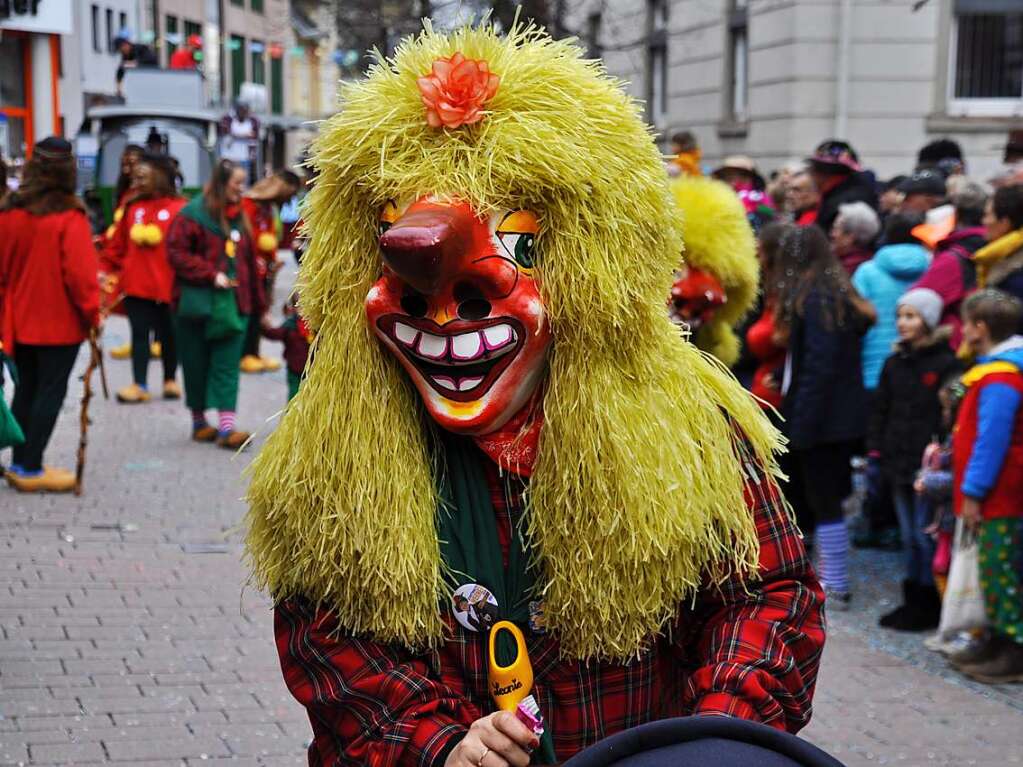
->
xmin=668 ymin=175 xmax=759 ymax=365
xmin=106 ymin=144 xmax=146 ymax=361
xmin=246 ymin=25 xmax=825 ymax=767
xmin=166 ymin=159 xmax=263 ymax=449
xmin=947 ymin=289 xmax=1023 ymax=682
xmin=260 ymin=291 xmax=312 ymax=401
xmin=102 ymin=152 xmax=186 ymax=403
xmin=0 ymin=138 xmax=100 ymax=492
xmin=239 ymin=169 xmax=301 ymax=373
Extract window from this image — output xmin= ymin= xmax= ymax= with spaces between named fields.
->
xmin=251 ymin=0 xmax=264 ymax=13
xmin=118 ymin=12 xmax=127 ymax=35
xmin=166 ymin=15 xmax=179 ymax=60
xmin=184 ymin=20 xmax=202 ymax=40
xmin=106 ymin=8 xmax=114 ymax=53
xmin=230 ymin=0 xmax=242 ymax=6
xmin=270 ymin=54 xmax=283 ymax=114
xmin=726 ymin=0 xmax=749 ymax=122
xmin=250 ymin=40 xmax=265 ymax=85
xmin=91 ymin=4 xmax=101 ymax=53
xmin=646 ymin=0 xmax=668 ymax=123
xmin=949 ymin=0 xmax=1023 ymax=116
xmin=230 ymin=34 xmax=246 ymax=98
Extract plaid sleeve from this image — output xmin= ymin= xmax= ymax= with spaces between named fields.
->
xmin=682 ymin=449 xmax=826 ymax=733
xmin=274 ymin=600 xmax=479 ymax=767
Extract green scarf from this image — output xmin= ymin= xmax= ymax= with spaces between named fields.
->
xmin=177 ymin=194 xmax=243 ymax=238
xmin=437 ymin=433 xmax=556 ymax=763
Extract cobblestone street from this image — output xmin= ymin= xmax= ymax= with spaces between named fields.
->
xmin=1 ymin=269 xmax=1021 ymax=766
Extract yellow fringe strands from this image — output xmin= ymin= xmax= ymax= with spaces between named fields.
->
xmin=670 ymin=175 xmax=760 ymax=365
xmin=245 ymin=23 xmax=784 ymax=661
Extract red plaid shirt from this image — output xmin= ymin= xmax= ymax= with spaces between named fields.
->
xmin=275 ymin=442 xmax=825 ymax=766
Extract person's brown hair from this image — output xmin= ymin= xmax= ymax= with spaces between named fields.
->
xmin=771 ymin=224 xmax=870 ymax=331
xmin=1 ymin=140 xmax=85 ymax=215
xmin=204 ymin=158 xmax=245 ymax=233
xmin=962 ymin=288 xmax=1023 ymax=344
xmin=992 ymin=184 xmax=1023 ymax=230
xmin=127 ymin=152 xmax=179 ymax=204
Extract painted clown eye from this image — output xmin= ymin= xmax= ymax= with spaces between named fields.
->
xmin=379 ymin=200 xmax=400 ymax=236
xmin=496 ymin=210 xmax=539 ymax=270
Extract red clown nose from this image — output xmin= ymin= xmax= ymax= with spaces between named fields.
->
xmin=379 ymin=206 xmax=474 ymax=295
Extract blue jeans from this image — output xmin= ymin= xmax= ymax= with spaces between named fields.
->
xmin=893 ymin=484 xmax=936 ymax=586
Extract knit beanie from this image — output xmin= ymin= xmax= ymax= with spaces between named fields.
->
xmin=897 ymin=287 xmax=943 ymax=330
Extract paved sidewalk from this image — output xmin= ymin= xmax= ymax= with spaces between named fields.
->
xmin=1 ymin=268 xmax=1021 ymax=765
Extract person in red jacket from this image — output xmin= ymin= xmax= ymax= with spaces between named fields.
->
xmin=948 ymin=289 xmax=1023 ymax=683
xmin=0 ymin=137 xmax=100 ymax=492
xmin=102 ymin=152 xmax=186 ymax=403
xmin=166 ymin=159 xmax=264 ymax=449
xmin=260 ymin=291 xmax=311 ymax=401
xmin=239 ymin=169 xmax=300 ymax=374
xmin=169 ymin=35 xmax=202 ymax=70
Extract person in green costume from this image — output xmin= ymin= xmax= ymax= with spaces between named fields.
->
xmin=166 ymin=159 xmax=265 ymax=449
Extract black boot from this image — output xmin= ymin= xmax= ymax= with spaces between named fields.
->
xmin=888 ymin=582 xmax=942 ymax=632
xmin=879 ymin=580 xmax=914 ymax=628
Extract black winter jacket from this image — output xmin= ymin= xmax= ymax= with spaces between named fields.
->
xmin=816 ymin=172 xmax=879 ymax=234
xmin=867 ymin=332 xmax=961 ymax=485
xmin=782 ymin=286 xmax=870 ymax=451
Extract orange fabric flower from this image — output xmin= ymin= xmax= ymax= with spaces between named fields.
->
xmin=417 ymin=52 xmax=500 ymax=129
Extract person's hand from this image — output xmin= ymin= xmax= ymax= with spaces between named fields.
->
xmin=444 ymin=711 xmax=537 ymax=767
xmin=260 ymin=313 xmax=273 ymax=330
xmin=961 ymin=496 xmax=983 ymax=532
xmin=762 ymin=372 xmax=778 ymax=391
xmin=913 ymin=476 xmax=925 ymax=494
xmin=214 ymin=272 xmax=237 ymax=289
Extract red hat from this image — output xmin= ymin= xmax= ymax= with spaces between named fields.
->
xmin=187 ymin=34 xmax=203 ymax=49
xmin=807 ymin=139 xmax=862 ymax=173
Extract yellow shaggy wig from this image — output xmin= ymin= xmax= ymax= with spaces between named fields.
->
xmin=246 ymin=23 xmax=782 ymax=660
xmin=671 ymin=175 xmax=759 ymax=365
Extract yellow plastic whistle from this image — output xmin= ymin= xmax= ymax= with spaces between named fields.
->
xmin=488 ymin=620 xmax=533 ymax=712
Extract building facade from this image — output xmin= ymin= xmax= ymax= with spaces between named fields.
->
xmin=1 ymin=0 xmax=74 ymax=158
xmin=58 ymin=0 xmax=140 ymax=138
xmin=571 ymin=0 xmax=1022 ymax=179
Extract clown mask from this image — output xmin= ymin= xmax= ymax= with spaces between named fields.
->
xmin=366 ymin=198 xmax=552 ymax=435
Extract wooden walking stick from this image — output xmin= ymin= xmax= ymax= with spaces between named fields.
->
xmin=74 ymin=327 xmax=109 ymax=496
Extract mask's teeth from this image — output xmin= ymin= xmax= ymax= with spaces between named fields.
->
xmin=431 ymin=375 xmax=457 ymax=391
xmin=417 ymin=331 xmax=449 ymax=360
xmin=394 ymin=322 xmax=420 ymax=348
xmin=458 ymin=376 xmax=484 ymax=391
xmin=451 ymin=331 xmax=484 ymax=361
xmin=483 ymin=323 xmax=515 ymax=351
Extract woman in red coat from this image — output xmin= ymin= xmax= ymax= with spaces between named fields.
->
xmin=166 ymin=159 xmax=264 ymax=449
xmin=102 ymin=152 xmax=186 ymax=403
xmin=0 ymin=137 xmax=100 ymax=492
xmin=239 ymin=169 xmax=300 ymax=374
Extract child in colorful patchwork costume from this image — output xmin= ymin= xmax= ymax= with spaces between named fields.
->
xmin=949 ymin=289 xmax=1023 ymax=683
xmin=246 ymin=25 xmax=825 ymax=766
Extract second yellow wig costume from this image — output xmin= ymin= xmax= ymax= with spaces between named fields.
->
xmin=672 ymin=175 xmax=760 ymax=365
xmin=245 ymin=23 xmax=782 ymax=661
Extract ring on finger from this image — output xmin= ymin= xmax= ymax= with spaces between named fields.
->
xmin=476 ymin=746 xmax=490 ymax=767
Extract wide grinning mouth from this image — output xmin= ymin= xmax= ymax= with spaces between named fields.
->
xmin=376 ymin=314 xmax=525 ymax=402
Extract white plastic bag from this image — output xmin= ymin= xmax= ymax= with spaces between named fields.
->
xmin=937 ymin=518 xmax=989 ymax=636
